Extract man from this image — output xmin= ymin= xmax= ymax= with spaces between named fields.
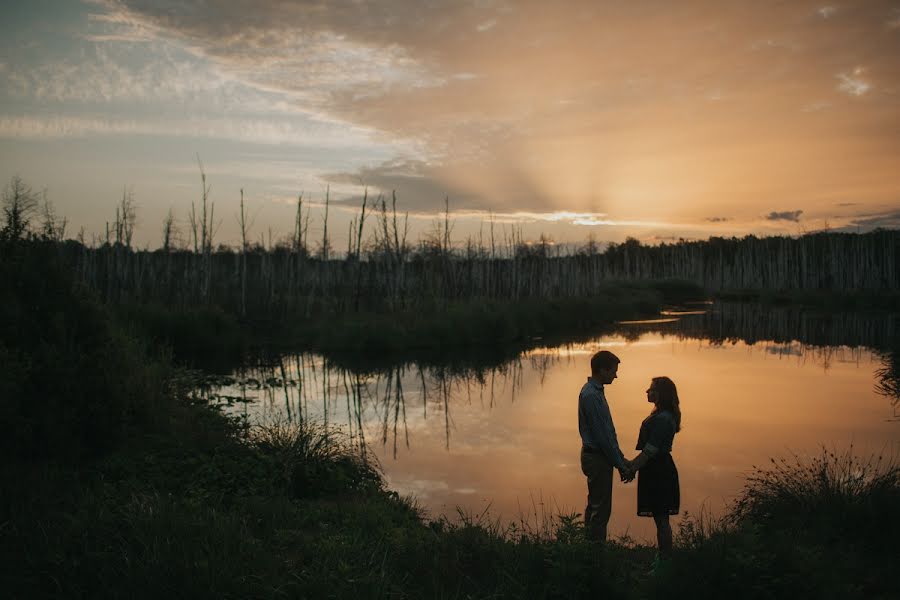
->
xmin=579 ymin=350 xmax=631 ymax=541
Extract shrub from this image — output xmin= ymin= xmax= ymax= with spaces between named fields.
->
xmin=0 ymin=240 xmax=170 ymax=460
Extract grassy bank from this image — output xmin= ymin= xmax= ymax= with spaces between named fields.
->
xmin=117 ymin=278 xmax=704 ymax=368
xmin=5 ymin=399 xmax=898 ymax=598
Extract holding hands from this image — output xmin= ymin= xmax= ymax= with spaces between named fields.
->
xmin=619 ymin=459 xmax=636 ymax=483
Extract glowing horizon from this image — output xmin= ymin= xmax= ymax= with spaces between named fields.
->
xmin=2 ymin=0 xmax=899 ymax=249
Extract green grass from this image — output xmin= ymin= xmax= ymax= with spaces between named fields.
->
xmin=6 ymin=402 xmax=897 ymax=598
xmin=1 ymin=409 xmax=644 ymax=599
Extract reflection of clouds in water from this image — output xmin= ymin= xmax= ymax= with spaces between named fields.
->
xmin=443 ymin=428 xmax=518 ymax=454
xmin=386 ymin=477 xmax=449 ymax=500
xmin=197 ymin=320 xmax=895 ymax=536
xmin=525 ymin=337 xmax=674 ymax=358
xmin=213 ymin=332 xmax=879 ymax=437
xmin=766 ymin=344 xmax=803 ymax=357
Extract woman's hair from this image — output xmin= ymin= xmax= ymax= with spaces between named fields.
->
xmin=651 ymin=376 xmax=682 ymax=432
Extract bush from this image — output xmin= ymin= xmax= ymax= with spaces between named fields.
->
xmin=0 ymin=240 xmax=170 ymax=460
xmin=661 ymin=450 xmax=900 ymax=599
xmin=115 ymin=303 xmax=244 ymax=369
xmin=252 ymin=421 xmax=384 ymax=499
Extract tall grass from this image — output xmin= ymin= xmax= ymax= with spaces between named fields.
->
xmin=252 ymin=421 xmax=384 ymax=498
xmin=661 ymin=449 xmax=900 ymax=599
xmin=733 ymin=449 xmax=899 ymax=548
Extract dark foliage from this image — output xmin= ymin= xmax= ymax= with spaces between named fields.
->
xmin=0 ymin=239 xmax=169 ymax=460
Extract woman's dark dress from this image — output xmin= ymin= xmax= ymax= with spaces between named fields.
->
xmin=636 ymin=410 xmax=679 ymax=517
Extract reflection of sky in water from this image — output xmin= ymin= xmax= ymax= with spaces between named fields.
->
xmin=213 ymin=332 xmax=898 ymax=543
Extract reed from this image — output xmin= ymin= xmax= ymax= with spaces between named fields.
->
xmin=732 ymin=449 xmax=899 ymax=544
xmin=661 ymin=449 xmax=900 ymax=599
xmin=252 ymin=421 xmax=384 ymax=498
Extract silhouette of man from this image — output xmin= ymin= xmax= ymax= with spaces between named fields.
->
xmin=579 ymin=350 xmax=630 ymax=541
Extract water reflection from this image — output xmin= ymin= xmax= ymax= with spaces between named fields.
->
xmin=196 ymin=303 xmax=899 ymax=540
xmin=874 ymin=345 xmax=900 ymax=422
xmin=199 ymin=354 xmax=537 ymax=457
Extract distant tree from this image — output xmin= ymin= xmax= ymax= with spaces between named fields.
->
xmin=161 ymin=207 xmax=178 ymax=252
xmin=1 ymin=175 xmax=39 ymax=241
xmin=115 ymin=187 xmax=137 ymax=248
xmin=39 ymin=192 xmax=67 ymax=242
xmin=577 ymin=232 xmax=601 ymax=257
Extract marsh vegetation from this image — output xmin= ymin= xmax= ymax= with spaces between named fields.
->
xmin=3 ymin=175 xmax=899 ymax=597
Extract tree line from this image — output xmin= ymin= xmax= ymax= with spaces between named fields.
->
xmin=3 ymin=174 xmax=898 ymax=318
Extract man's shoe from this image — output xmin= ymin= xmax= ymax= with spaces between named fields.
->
xmin=649 ymin=554 xmax=673 ymax=577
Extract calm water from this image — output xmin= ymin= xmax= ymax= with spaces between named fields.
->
xmin=202 ymin=307 xmax=899 ymax=542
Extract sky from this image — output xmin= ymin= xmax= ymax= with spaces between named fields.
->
xmin=1 ymin=0 xmax=899 ymax=250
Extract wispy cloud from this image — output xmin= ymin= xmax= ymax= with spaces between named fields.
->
xmin=86 ymin=0 xmax=445 ymax=109
xmin=765 ymin=210 xmax=804 ymax=222
xmin=0 ymin=114 xmax=393 ymax=150
xmin=2 ymin=42 xmax=233 ymax=106
xmin=800 ymin=101 xmax=831 ymax=112
xmin=837 ymin=68 xmax=871 ymax=96
xmin=361 ymin=208 xmax=702 ymax=231
xmin=841 ymin=210 xmax=900 ymax=230
xmin=476 ymin=19 xmax=497 ymax=33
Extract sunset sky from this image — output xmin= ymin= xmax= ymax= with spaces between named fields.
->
xmin=2 ymin=0 xmax=899 ymax=249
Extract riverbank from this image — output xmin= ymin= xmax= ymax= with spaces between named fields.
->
xmin=116 ymin=278 xmax=705 ymax=369
xmin=5 ymin=394 xmax=897 ymax=598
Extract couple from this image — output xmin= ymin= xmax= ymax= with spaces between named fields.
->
xmin=578 ymin=350 xmax=681 ymax=558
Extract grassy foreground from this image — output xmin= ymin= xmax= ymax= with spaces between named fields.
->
xmin=3 ymin=240 xmax=898 ymax=598
xmin=4 ymin=400 xmax=898 ymax=598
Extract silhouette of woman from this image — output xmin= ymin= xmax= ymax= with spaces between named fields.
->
xmin=624 ymin=376 xmax=681 ymax=565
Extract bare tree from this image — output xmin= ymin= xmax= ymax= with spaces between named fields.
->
xmin=2 ymin=175 xmax=39 ymax=240
xmin=40 ymin=191 xmax=67 ymax=242
xmin=115 ymin=187 xmax=137 ymax=247
xmin=162 ymin=207 xmax=178 ymax=252
xmin=188 ymin=200 xmax=199 ymax=253
xmin=236 ymin=188 xmax=257 ymax=316
xmin=318 ymin=185 xmax=332 ymax=260
xmin=293 ymin=193 xmax=307 ymax=255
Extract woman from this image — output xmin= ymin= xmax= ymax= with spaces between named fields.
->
xmin=625 ymin=376 xmax=681 ymax=561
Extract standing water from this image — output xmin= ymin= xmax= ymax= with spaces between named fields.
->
xmin=199 ymin=305 xmax=899 ymax=542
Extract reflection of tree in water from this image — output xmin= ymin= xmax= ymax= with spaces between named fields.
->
xmin=206 ymin=353 xmax=546 ymax=456
xmin=665 ymin=302 xmax=899 ymax=351
xmin=199 ymin=303 xmax=899 ymax=454
xmin=874 ymin=345 xmax=900 ymax=421
xmin=616 ymin=302 xmax=898 ymax=416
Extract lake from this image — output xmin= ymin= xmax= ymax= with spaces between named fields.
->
xmin=200 ymin=304 xmax=899 ymax=542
